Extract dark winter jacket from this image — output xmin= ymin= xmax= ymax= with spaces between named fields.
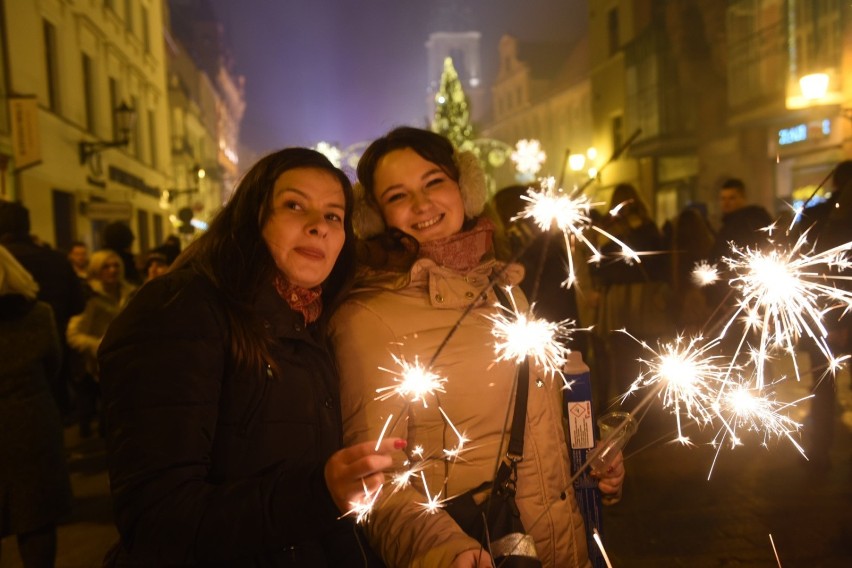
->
xmin=709 ymin=204 xmax=773 ymax=263
xmin=2 ymin=237 xmax=86 ymax=334
xmin=99 ymin=268 xmax=373 ymax=567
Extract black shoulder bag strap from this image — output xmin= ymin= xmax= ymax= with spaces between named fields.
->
xmin=493 ymin=287 xmax=529 ymax=496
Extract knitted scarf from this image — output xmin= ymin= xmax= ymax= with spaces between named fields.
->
xmin=273 ymin=273 xmax=322 ymax=325
xmin=417 ymin=217 xmax=495 ymax=272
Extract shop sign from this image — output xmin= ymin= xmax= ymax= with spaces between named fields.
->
xmin=778 ymin=119 xmax=831 ymax=146
xmin=85 ymin=201 xmax=132 ymax=220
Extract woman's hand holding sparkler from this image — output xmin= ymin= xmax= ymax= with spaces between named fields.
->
xmin=324 ymin=437 xmax=407 ymax=515
xmin=591 ymin=450 xmax=625 ymax=505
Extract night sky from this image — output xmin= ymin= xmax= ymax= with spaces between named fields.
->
xmin=209 ymin=0 xmax=587 ymax=156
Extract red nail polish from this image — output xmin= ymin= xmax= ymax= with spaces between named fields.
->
xmin=393 ymin=439 xmax=407 ymax=450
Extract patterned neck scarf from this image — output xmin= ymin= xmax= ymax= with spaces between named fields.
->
xmin=417 ymin=217 xmax=495 ymax=272
xmin=273 ymin=273 xmax=323 ymax=325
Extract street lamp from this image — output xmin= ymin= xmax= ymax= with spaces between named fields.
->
xmin=79 ymin=101 xmax=136 ymax=164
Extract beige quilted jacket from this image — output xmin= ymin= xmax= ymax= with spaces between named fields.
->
xmin=329 ymin=257 xmax=590 ymax=568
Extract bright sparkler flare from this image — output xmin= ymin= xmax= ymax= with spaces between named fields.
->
xmin=416 ymin=471 xmax=445 ymax=515
xmin=625 ymin=333 xmax=732 ymax=443
xmin=375 ymin=354 xmax=447 ymax=407
xmin=485 ymin=287 xmax=575 ymax=382
xmin=692 ymin=261 xmax=719 ymax=286
xmin=515 ymin=177 xmax=640 ymax=288
xmin=720 ymin=233 xmax=852 ymax=388
xmin=343 ymin=481 xmax=383 ymax=524
xmin=711 ymin=380 xmax=807 ymax=451
xmin=704 ymin=377 xmax=811 ymax=478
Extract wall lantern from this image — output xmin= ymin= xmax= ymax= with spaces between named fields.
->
xmin=799 ymin=73 xmax=830 ymax=101
xmin=79 ymin=101 xmax=136 ymax=165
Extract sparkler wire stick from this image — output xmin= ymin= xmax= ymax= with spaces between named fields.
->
xmin=769 ymin=533 xmax=782 ymax=567
xmin=557 ymin=147 xmax=571 ymax=190
xmin=592 ymin=529 xmax=614 ymax=568
xmin=800 ymin=165 xmax=837 ymax=213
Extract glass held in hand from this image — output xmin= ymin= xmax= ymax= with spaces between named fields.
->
xmin=589 ymin=411 xmax=637 ymax=475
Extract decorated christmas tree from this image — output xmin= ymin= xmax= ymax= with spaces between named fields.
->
xmin=431 ymin=57 xmax=474 ymax=151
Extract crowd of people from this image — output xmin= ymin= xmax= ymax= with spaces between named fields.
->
xmin=0 ymin=137 xmax=848 ymax=566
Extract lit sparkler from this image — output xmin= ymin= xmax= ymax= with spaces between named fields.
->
xmin=710 ymin=377 xmax=809 ymax=454
xmin=515 ymin=177 xmax=640 ymax=288
xmin=623 ymin=332 xmax=732 ymax=443
xmin=343 ymin=480 xmax=383 ymax=524
xmin=375 ymin=354 xmax=447 ymax=407
xmin=692 ymin=261 xmax=719 ymax=286
xmin=719 ymin=232 xmax=852 ymax=387
xmin=485 ymin=286 xmax=576 ymax=383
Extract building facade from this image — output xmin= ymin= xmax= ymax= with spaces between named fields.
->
xmin=482 ymin=34 xmax=593 ymax=192
xmin=0 ymin=0 xmax=245 ymax=255
xmin=587 ymin=0 xmax=852 ymax=227
xmin=1 ymin=0 xmax=172 ymax=252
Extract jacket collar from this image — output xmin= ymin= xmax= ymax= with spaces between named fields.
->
xmin=254 ymin=282 xmax=321 ymax=345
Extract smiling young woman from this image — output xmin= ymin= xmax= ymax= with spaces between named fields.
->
xmin=330 ymin=127 xmax=625 ymax=568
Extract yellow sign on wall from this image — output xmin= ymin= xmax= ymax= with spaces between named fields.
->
xmin=9 ymin=97 xmax=41 ymax=170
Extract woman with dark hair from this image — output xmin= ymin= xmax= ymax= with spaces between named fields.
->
xmin=99 ymin=148 xmax=403 ymax=567
xmin=330 ymin=127 xmax=624 ymax=567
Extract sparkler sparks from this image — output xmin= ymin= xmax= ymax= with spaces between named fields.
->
xmin=343 ymin=480 xmax=383 ymax=524
xmin=720 ymin=233 xmax=852 ymax=387
xmin=692 ymin=261 xmax=719 ymax=286
xmin=625 ymin=333 xmax=732 ymax=443
xmin=375 ymin=354 xmax=447 ymax=407
xmin=710 ymin=378 xmax=808 ymax=452
xmin=485 ymin=287 xmax=575 ymax=383
xmin=515 ymin=177 xmax=641 ymax=287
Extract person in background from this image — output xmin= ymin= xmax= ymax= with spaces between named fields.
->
xmin=142 ymin=245 xmax=174 ymax=283
xmin=669 ymin=204 xmax=716 ymax=335
xmin=66 ymin=250 xmax=137 ymax=438
xmin=98 ymin=148 xmax=402 ymax=566
xmin=159 ymin=234 xmax=182 ymax=265
xmin=489 ymin=184 xmax=588 ymax=360
xmin=0 ymin=245 xmax=72 ymax=568
xmin=330 ymin=127 xmax=624 ymax=567
xmin=593 ymin=183 xmax=671 ymax=407
xmin=67 ymin=241 xmax=90 ymax=280
xmin=102 ymin=221 xmax=142 ymax=286
xmin=794 ymin=160 xmax=852 ymax=473
xmin=707 ymin=178 xmax=772 ymax=300
xmin=0 ymin=201 xmax=86 ymax=419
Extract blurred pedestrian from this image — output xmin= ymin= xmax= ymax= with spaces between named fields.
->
xmin=142 ymin=245 xmax=173 ymax=283
xmin=98 ymin=148 xmax=402 ymax=566
xmin=489 ymin=184 xmax=588 ymax=358
xmin=160 ymin=234 xmax=182 ymax=264
xmin=102 ymin=221 xmax=142 ymax=286
xmin=0 ymin=201 xmax=86 ymax=418
xmin=707 ymin=178 xmax=772 ymax=306
xmin=67 ymin=240 xmax=89 ymax=280
xmin=0 ymin=245 xmax=72 ymax=568
xmin=66 ymin=250 xmax=137 ymax=438
xmin=593 ymin=183 xmax=672 ymax=406
xmin=670 ymin=204 xmax=715 ymax=335
xmin=794 ymin=160 xmax=852 ymax=472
